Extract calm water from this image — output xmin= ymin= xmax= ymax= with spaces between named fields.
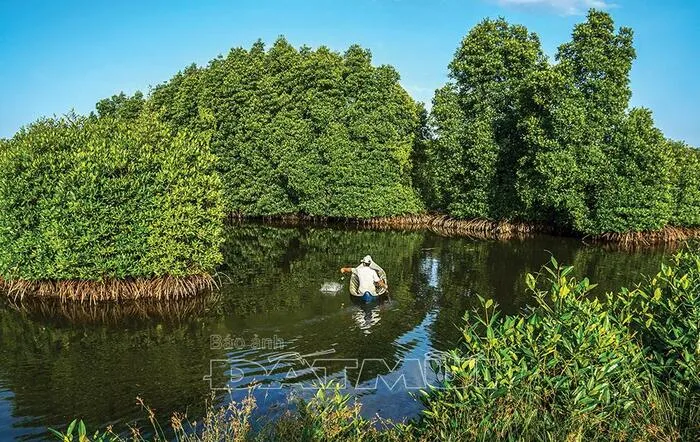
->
xmin=0 ymin=224 xmax=672 ymax=440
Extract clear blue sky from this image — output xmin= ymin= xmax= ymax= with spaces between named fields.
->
xmin=1 ymin=0 xmax=698 ymax=145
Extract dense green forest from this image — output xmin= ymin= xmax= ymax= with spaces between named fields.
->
xmin=95 ymin=10 xmax=699 ymax=236
xmin=1 ymin=9 xmax=699 ymax=297
xmin=98 ymin=39 xmax=425 ymax=218
xmin=423 ymin=10 xmax=700 ymax=235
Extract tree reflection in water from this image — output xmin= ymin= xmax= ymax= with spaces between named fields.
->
xmin=0 ymin=224 xmax=671 ymax=439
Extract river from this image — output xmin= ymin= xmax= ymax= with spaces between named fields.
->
xmin=0 ymin=224 xmax=672 ymax=439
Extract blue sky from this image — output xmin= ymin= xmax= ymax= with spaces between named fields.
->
xmin=1 ymin=0 xmax=698 ymax=145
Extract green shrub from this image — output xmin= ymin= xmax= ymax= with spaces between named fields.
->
xmin=0 ymin=112 xmax=224 ymax=297
xmin=669 ymin=141 xmax=700 ymax=227
xmin=418 ymin=259 xmax=672 ymax=441
xmin=611 ymin=248 xmax=700 ymax=437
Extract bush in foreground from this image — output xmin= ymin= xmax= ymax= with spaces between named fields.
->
xmin=0 ymin=112 xmax=224 ymax=300
xmin=419 ymin=250 xmax=698 ymax=441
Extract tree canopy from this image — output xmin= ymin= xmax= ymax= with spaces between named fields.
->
xmin=3 ymin=9 xmax=697 ymax=260
xmin=148 ymin=38 xmax=424 ymax=218
xmin=426 ymin=10 xmax=699 ymax=235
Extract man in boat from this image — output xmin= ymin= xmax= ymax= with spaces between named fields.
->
xmin=340 ymin=255 xmax=387 ymax=301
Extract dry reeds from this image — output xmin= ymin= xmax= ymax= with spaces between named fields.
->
xmin=0 ymin=274 xmax=217 ymax=303
xmin=591 ymin=226 xmax=700 ymax=246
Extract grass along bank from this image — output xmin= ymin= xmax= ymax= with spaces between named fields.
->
xmin=52 ymin=246 xmax=700 ymax=441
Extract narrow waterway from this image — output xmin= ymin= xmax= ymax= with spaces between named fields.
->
xmin=0 ymin=224 xmax=672 ymax=439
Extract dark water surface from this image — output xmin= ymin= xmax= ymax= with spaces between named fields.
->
xmin=0 ymin=224 xmax=673 ymax=440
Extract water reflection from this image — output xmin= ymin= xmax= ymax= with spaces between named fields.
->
xmin=420 ymin=254 xmax=440 ymax=289
xmin=350 ymin=300 xmax=385 ymax=334
xmin=0 ymin=224 xmax=673 ymax=439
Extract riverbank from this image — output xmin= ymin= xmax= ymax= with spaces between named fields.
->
xmin=4 ymin=215 xmax=694 ymax=303
xmin=0 ymin=274 xmax=216 ymax=302
xmin=230 ymin=213 xmax=700 ymax=245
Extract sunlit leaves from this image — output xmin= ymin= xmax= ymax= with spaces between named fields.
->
xmin=420 ymin=248 xmax=700 ymax=440
xmin=0 ymin=112 xmax=224 ymax=282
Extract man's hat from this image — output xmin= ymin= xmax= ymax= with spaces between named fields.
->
xmin=360 ymin=255 xmax=373 ymax=265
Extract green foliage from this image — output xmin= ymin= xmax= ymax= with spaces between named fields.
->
xmin=149 ymin=38 xmax=423 ymax=218
xmin=431 ymin=85 xmax=497 ymax=218
xmin=611 ymin=248 xmax=700 ymax=435
xmin=6 ymin=12 xmax=698 ymax=235
xmin=49 ymin=419 xmax=117 ymax=442
xmin=525 ymin=9 xmax=637 ymax=234
xmin=95 ymin=91 xmax=146 ymax=121
xmin=514 ymin=65 xmax=596 ymax=232
xmin=425 ymin=9 xmax=696 ymax=235
xmin=82 ymin=15 xmax=700 ymax=233
xmin=594 ymin=108 xmax=674 ymax=232
xmin=556 ymin=10 xmax=635 ymax=131
xmin=511 ymin=10 xmax=654 ymax=235
xmin=408 ymin=105 xmax=437 ymax=209
xmin=429 ymin=18 xmax=546 ymax=220
xmin=419 ymin=263 xmax=667 ymax=440
xmin=417 ymin=249 xmax=700 ymax=441
xmin=0 ymin=112 xmax=224 ymax=282
xmin=669 ymin=141 xmax=700 ymax=226
xmin=269 ymin=382 xmax=372 ymax=441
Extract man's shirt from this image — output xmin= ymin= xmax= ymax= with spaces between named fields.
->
xmin=356 ymin=265 xmax=381 ymax=295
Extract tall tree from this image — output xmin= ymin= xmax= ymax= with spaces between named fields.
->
xmin=516 ymin=10 xmax=643 ymax=234
xmin=514 ymin=66 xmax=594 ymax=232
xmin=556 ymin=9 xmax=635 ymax=133
xmin=148 ymin=37 xmax=423 ymax=217
xmin=430 ymin=18 xmax=547 ymax=220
